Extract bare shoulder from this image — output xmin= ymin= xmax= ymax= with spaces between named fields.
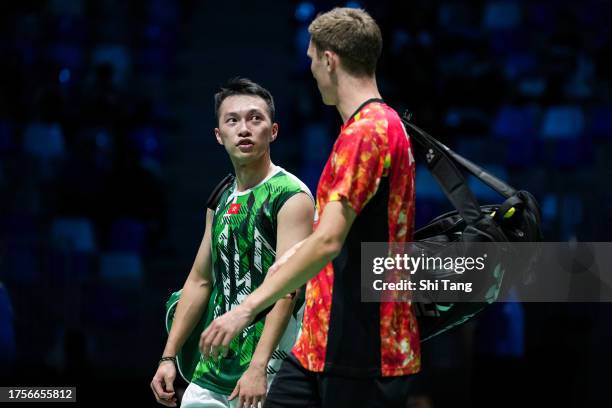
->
xmin=278 ymin=192 xmax=315 ymax=221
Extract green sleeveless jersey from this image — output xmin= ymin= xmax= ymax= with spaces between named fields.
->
xmin=192 ymin=166 xmax=312 ymax=395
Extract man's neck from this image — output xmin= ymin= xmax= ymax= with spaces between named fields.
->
xmin=336 ymin=75 xmax=382 ymax=123
xmin=233 ymin=155 xmax=274 ymax=192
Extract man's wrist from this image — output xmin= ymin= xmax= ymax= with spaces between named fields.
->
xmin=241 ymin=297 xmax=258 ymax=322
xmin=248 ymin=358 xmax=268 ymax=371
xmin=158 ymin=356 xmax=177 ymax=366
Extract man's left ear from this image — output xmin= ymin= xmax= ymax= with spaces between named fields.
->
xmin=271 ymin=123 xmax=279 ymax=142
xmin=324 ymin=50 xmax=336 ymax=72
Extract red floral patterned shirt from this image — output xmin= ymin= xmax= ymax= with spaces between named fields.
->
xmin=292 ymin=100 xmax=420 ymax=377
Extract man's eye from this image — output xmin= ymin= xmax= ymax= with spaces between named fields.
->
xmin=251 ymin=115 xmax=261 ymax=121
xmin=226 ymin=118 xmax=237 ymax=123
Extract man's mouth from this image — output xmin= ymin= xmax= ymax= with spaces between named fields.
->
xmin=237 ymin=139 xmax=255 ymax=152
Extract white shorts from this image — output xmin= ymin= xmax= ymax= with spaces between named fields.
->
xmin=180 ymin=376 xmax=275 ymax=408
xmin=180 ymin=382 xmax=237 ymax=408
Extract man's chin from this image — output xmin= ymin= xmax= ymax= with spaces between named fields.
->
xmin=231 ymin=150 xmax=263 ymax=165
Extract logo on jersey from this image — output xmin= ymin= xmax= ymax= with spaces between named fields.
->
xmin=227 ymin=203 xmax=242 ymax=215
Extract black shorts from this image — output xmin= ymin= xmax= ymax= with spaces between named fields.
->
xmin=264 ymin=354 xmax=420 ymax=408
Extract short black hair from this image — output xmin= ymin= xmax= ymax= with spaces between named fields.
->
xmin=214 ymin=77 xmax=275 ymax=122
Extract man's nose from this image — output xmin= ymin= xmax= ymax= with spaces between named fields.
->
xmin=237 ymin=120 xmax=251 ymax=136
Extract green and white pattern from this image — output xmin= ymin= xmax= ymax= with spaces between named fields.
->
xmin=192 ymin=166 xmax=311 ymax=395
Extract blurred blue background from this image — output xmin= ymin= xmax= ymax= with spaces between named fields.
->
xmin=1 ymin=0 xmax=611 ymax=406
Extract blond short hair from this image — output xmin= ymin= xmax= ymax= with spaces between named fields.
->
xmin=308 ymin=7 xmax=382 ymax=76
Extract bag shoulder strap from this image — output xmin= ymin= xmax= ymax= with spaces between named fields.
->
xmin=401 ymin=115 xmax=483 ymax=225
xmin=402 ymin=113 xmax=517 ymax=199
xmin=206 ymin=173 xmax=235 ymax=210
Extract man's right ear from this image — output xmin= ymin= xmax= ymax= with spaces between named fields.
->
xmin=214 ymin=128 xmax=223 ymax=145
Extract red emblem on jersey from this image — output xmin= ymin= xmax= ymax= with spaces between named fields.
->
xmin=227 ymin=203 xmax=241 ymax=215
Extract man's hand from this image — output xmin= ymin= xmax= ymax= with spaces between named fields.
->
xmin=150 ymin=361 xmax=177 ymax=407
xmin=228 ymin=364 xmax=268 ymax=408
xmin=199 ymin=304 xmax=254 ymax=359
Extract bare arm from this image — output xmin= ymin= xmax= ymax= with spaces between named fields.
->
xmin=163 ymin=209 xmax=215 ymax=357
xmin=151 ymin=209 xmax=215 ymax=407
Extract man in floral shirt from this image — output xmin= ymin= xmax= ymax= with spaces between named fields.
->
xmin=200 ymin=8 xmax=420 ymax=407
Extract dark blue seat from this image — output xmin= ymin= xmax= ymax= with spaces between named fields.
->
xmin=99 ymin=252 xmax=143 ymax=289
xmin=589 ymin=105 xmax=612 ymax=139
xmin=23 ymin=122 xmax=66 ymax=160
xmin=416 ymin=164 xmax=446 ymax=200
xmin=90 ymin=45 xmax=131 ymax=86
xmin=50 ymin=217 xmax=97 ymax=253
xmin=502 ymin=53 xmax=538 ymax=80
xmin=492 ymin=105 xmax=538 ymax=139
xmin=541 ymin=105 xmax=584 ymax=140
xmin=540 ymin=194 xmax=558 ymax=224
xmin=128 ymin=126 xmax=164 ymax=161
xmin=483 ymin=1 xmax=522 ymax=31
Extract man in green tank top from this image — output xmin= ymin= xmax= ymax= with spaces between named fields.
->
xmin=151 ymin=78 xmax=314 ymax=408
